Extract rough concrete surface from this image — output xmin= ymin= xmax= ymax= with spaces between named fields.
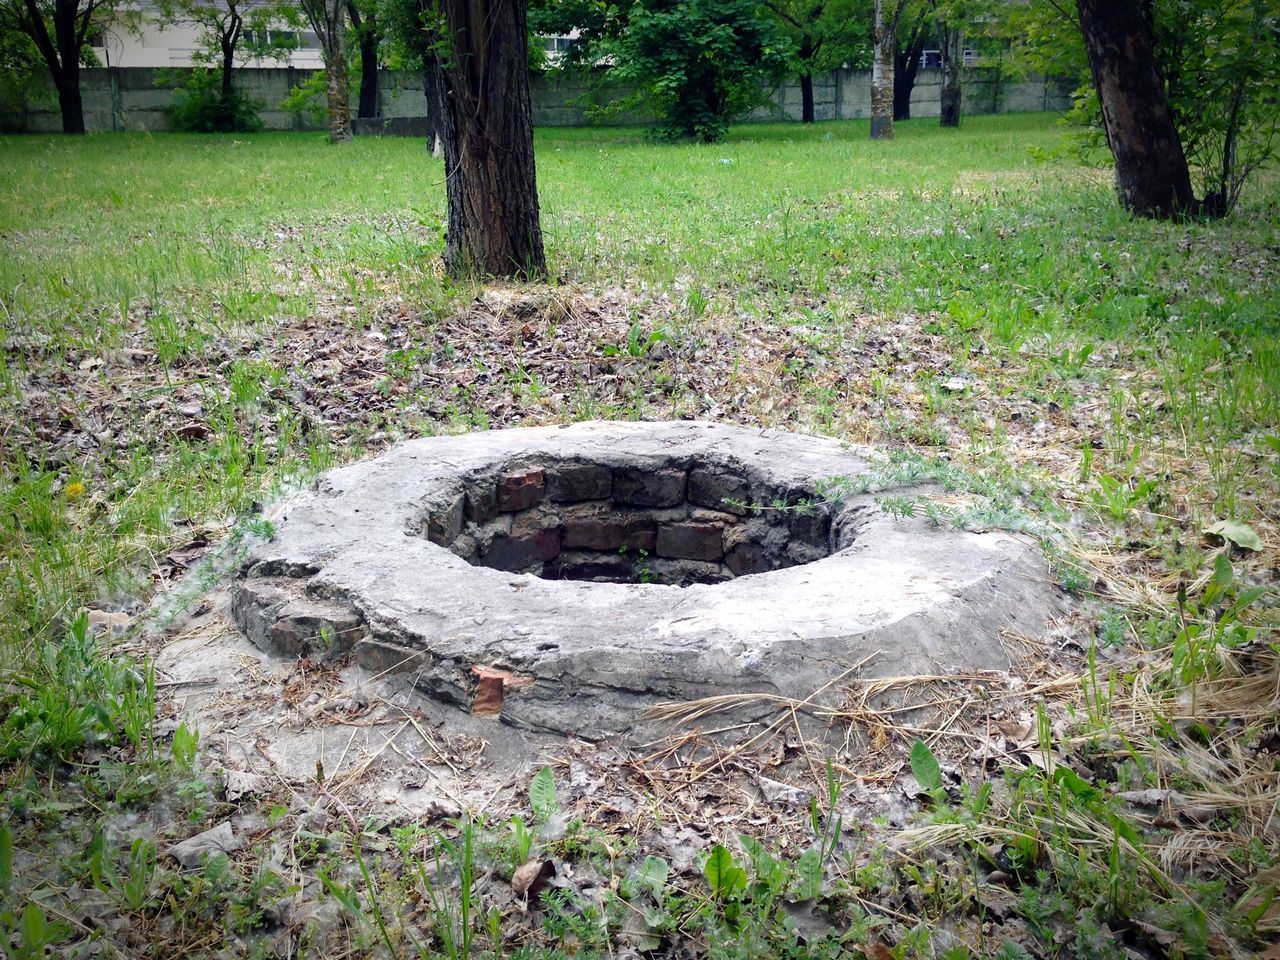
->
xmin=228 ymin=421 xmax=1063 ymax=739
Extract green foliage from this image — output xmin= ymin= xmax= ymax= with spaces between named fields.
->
xmin=0 ymin=30 xmax=42 ymax=132
xmin=760 ymin=0 xmax=871 ymax=83
xmin=1 ymin=901 xmax=72 ymax=960
xmin=281 ymin=69 xmax=327 ymax=124
xmin=909 ymin=738 xmax=943 ymax=795
xmin=0 ymin=613 xmax=154 ymax=768
xmin=702 ymin=844 xmax=747 ymax=898
xmin=529 ymin=766 xmax=558 ymax=822
xmin=169 ymin=68 xmax=264 ymax=132
xmin=0 ymin=823 xmax=11 ymax=903
xmin=596 ymin=0 xmax=789 ymax=141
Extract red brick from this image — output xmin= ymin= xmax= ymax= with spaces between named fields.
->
xmin=497 ymin=469 xmax=546 ymax=512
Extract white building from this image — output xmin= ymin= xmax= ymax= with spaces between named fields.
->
xmin=89 ymin=2 xmax=323 ymax=70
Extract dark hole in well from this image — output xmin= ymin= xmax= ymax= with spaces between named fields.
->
xmin=421 ymin=456 xmax=843 ymax=587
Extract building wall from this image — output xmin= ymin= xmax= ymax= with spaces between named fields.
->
xmin=16 ymin=66 xmax=1074 ymax=134
xmin=90 ymin=13 xmax=324 ymax=69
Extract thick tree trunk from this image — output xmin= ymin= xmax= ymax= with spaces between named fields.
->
xmin=893 ymin=34 xmax=923 ymax=121
xmin=322 ymin=0 xmax=352 ymax=141
xmin=436 ymin=0 xmax=545 ymax=278
xmin=1076 ymin=0 xmax=1196 ymax=218
xmin=871 ymin=0 xmax=898 ymax=140
xmin=939 ymin=26 xmax=961 ymax=128
xmin=53 ymin=0 xmax=85 ymax=132
xmin=56 ymin=81 xmax=84 ymax=133
xmin=800 ymin=73 xmax=814 ymax=123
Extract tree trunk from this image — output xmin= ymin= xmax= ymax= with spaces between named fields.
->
xmin=436 ymin=0 xmax=545 ymax=278
xmin=939 ymin=26 xmax=961 ymax=128
xmin=221 ymin=38 xmax=235 ymax=100
xmin=347 ymin=1 xmax=380 ymax=118
xmin=1076 ymin=0 xmax=1196 ymax=218
xmin=423 ymin=58 xmax=445 ymax=156
xmin=800 ymin=73 xmax=814 ymax=123
xmin=893 ymin=33 xmax=923 ymax=121
xmin=357 ymin=15 xmax=379 ymax=118
xmin=56 ymin=81 xmax=84 ymax=133
xmin=871 ymin=0 xmax=898 ymax=140
xmin=52 ymin=0 xmax=85 ymax=132
xmin=322 ymin=0 xmax=352 ymax=141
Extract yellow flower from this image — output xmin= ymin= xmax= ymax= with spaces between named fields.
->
xmin=65 ymin=481 xmax=86 ymax=500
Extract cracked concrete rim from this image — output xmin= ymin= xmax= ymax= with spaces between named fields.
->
xmin=230 ymin=421 xmax=1062 ymax=738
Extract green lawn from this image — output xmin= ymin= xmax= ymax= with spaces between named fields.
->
xmin=1 ymin=114 xmax=1278 ymax=958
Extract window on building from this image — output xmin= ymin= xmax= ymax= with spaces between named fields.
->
xmin=244 ymin=29 xmax=299 ymax=51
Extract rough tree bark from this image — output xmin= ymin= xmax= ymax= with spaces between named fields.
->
xmin=346 ymin=0 xmax=379 ymax=119
xmin=939 ymin=25 xmax=961 ymax=127
xmin=423 ymin=56 xmax=444 ymax=156
xmin=1076 ymin=0 xmax=1195 ymax=218
xmin=871 ymin=0 xmax=903 ymax=140
xmin=435 ymin=0 xmax=545 ymax=278
xmin=302 ymin=0 xmax=351 ymax=140
xmin=892 ymin=29 xmax=924 ymax=121
xmin=321 ymin=0 xmax=351 ymax=141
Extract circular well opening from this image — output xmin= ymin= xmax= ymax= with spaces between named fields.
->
xmin=420 ymin=455 xmax=843 ymax=587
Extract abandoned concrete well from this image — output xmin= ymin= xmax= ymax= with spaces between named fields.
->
xmin=230 ymin=421 xmax=1061 ymax=739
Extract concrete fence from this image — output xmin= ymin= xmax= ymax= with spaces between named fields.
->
xmin=12 ymin=66 xmax=1073 ymax=134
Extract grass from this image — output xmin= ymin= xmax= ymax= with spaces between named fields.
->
xmin=1 ymin=113 xmax=1278 ymax=958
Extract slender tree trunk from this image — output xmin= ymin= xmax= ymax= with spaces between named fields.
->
xmin=939 ymin=26 xmax=961 ymax=127
xmin=322 ymin=0 xmax=352 ymax=141
xmin=797 ymin=34 xmax=815 ymax=123
xmin=800 ymin=73 xmax=814 ymax=123
xmin=1076 ymin=0 xmax=1196 ymax=218
xmin=220 ymin=38 xmax=235 ymax=100
xmin=346 ymin=1 xmax=380 ymax=118
xmin=436 ymin=0 xmax=545 ymax=278
xmin=358 ymin=16 xmax=379 ymax=117
xmin=871 ymin=0 xmax=899 ymax=140
xmin=893 ymin=33 xmax=923 ymax=121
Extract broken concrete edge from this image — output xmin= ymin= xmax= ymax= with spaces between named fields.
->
xmin=224 ymin=421 xmax=1066 ymax=740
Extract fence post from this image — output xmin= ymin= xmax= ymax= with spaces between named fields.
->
xmin=109 ymin=67 xmax=124 ymax=131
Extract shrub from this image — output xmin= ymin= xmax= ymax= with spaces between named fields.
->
xmin=281 ymin=70 xmax=327 ymax=126
xmin=169 ymin=68 xmax=264 ymax=133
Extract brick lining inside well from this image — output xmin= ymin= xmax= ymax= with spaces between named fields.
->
xmin=423 ymin=456 xmax=838 ymax=586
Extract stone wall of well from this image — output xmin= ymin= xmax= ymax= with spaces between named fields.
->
xmin=12 ymin=65 xmax=1073 ymax=134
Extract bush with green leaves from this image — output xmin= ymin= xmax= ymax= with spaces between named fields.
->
xmin=599 ymin=0 xmax=789 ymax=142
xmin=169 ymin=68 xmax=264 ymax=132
xmin=0 ymin=30 xmax=42 ymax=132
xmin=281 ymin=69 xmax=328 ymax=126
